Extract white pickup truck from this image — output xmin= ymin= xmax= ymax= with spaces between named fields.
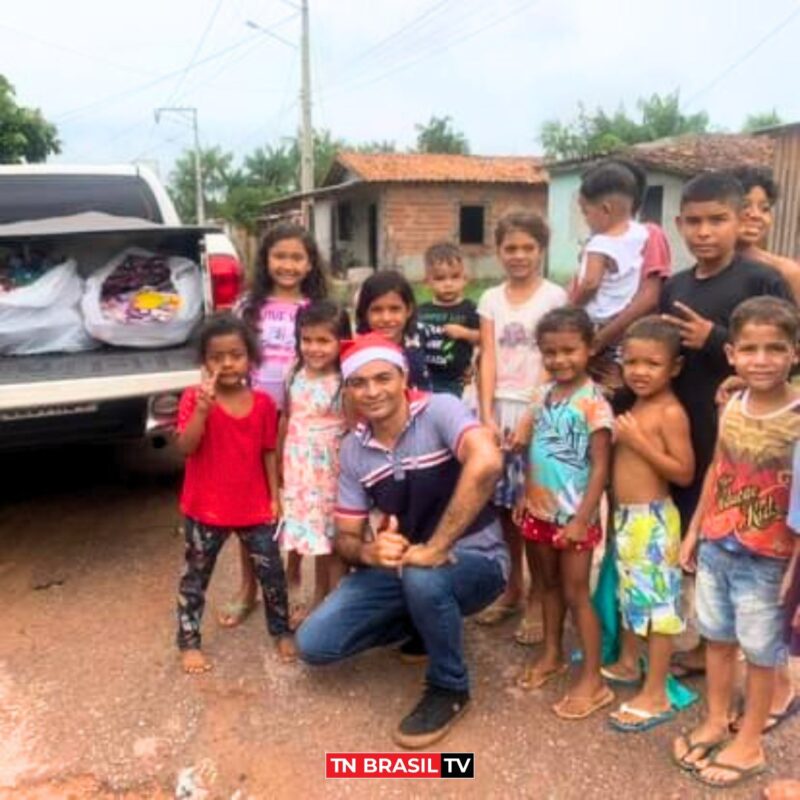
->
xmin=0 ymin=165 xmax=243 ymax=450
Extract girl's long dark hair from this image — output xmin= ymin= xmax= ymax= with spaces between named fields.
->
xmin=287 ymin=301 xmax=352 ymax=408
xmin=241 ymin=223 xmax=328 ymax=331
xmin=354 ymin=269 xmax=416 ymax=336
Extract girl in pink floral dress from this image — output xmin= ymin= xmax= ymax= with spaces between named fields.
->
xmin=280 ymin=301 xmax=351 ymax=618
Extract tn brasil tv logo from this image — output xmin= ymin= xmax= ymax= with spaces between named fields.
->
xmin=326 ymin=752 xmax=475 ymax=779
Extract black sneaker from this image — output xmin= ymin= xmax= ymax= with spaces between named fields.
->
xmin=398 ymin=634 xmax=428 ymax=665
xmin=393 ymin=685 xmax=470 ymax=749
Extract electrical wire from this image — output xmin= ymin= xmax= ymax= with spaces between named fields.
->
xmin=162 ymin=0 xmax=225 ymax=108
xmin=321 ymin=0 xmax=538 ymax=100
xmin=54 ymin=33 xmax=260 ymax=122
xmin=685 ymin=4 xmax=800 ymax=106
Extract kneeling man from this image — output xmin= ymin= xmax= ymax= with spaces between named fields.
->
xmin=296 ymin=333 xmax=508 ymax=748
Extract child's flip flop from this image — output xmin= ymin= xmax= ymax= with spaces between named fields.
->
xmin=671 ymin=733 xmax=728 ymax=771
xmin=608 ymin=703 xmax=676 ymax=732
xmin=600 ymin=665 xmax=642 ymax=687
xmin=691 ymin=754 xmax=767 ymax=789
xmin=553 ymin=686 xmax=615 ymax=720
xmin=517 ymin=662 xmax=568 ymax=690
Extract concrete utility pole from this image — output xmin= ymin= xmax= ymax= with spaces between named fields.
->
xmin=299 ymin=0 xmax=314 ymax=227
xmin=155 ymin=106 xmax=205 ymax=224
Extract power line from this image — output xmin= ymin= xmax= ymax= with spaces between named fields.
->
xmin=322 ymin=0 xmax=538 ymax=100
xmin=317 ymin=0 xmax=482 ymax=96
xmin=685 ymin=5 xmax=800 ymax=106
xmin=163 ymin=0 xmax=225 ymax=108
xmin=337 ymin=0 xmax=453 ymax=71
xmin=55 ymin=33 xmax=260 ymax=122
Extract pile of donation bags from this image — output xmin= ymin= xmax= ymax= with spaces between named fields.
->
xmin=0 ymin=247 xmax=203 ymax=355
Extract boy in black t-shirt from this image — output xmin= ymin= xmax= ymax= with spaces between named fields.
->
xmin=660 ymin=171 xmax=792 ymax=534
xmin=417 ymin=243 xmax=480 ymax=397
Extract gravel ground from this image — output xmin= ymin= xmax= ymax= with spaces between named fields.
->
xmin=0 ymin=442 xmax=797 ymax=799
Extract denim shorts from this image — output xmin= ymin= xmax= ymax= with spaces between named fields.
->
xmin=696 ymin=540 xmax=788 ymax=667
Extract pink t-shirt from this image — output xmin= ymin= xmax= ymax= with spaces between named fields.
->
xmin=640 ymin=222 xmax=672 ymax=281
xmin=250 ymin=298 xmax=306 ymax=410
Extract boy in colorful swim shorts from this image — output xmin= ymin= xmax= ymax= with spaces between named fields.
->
xmin=605 ymin=317 xmax=695 ymax=732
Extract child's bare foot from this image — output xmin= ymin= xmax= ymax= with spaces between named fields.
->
xmin=276 ymin=635 xmax=297 ymax=663
xmin=217 ymin=597 xmax=256 ymax=628
xmin=765 ymin=779 xmax=800 ymax=800
xmin=181 ymin=649 xmax=212 ymax=674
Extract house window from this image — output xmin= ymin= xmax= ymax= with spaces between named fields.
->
xmin=640 ymin=186 xmax=664 ymax=225
xmin=337 ymin=201 xmax=353 ymax=241
xmin=459 ymin=205 xmax=485 ymax=245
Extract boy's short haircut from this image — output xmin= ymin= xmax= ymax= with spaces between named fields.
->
xmin=680 ymin=171 xmax=743 ymax=209
xmin=623 ymin=315 xmax=682 ymax=360
xmin=730 ymin=165 xmax=779 ymax=205
xmin=608 ymin=158 xmax=648 ymax=214
xmin=729 ymin=296 xmax=800 ymax=343
xmin=424 ymin=242 xmax=463 ymax=272
xmin=198 ymin=312 xmax=262 ymax=366
xmin=535 ymin=305 xmax=594 ymax=346
xmin=494 ymin=210 xmax=550 ymax=249
xmin=579 ymin=161 xmax=638 ymax=204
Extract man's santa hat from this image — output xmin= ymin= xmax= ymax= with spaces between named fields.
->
xmin=340 ymin=332 xmax=408 ymax=380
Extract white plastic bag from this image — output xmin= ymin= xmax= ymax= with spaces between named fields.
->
xmin=81 ymin=247 xmax=203 ymax=348
xmin=0 ymin=259 xmax=97 ymax=355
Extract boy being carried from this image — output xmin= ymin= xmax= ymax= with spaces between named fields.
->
xmin=572 ymin=161 xmax=649 ymax=394
xmin=673 ymin=297 xmax=800 ymax=790
xmin=604 ymin=317 xmax=694 ymax=732
xmin=417 ymin=242 xmax=480 ymax=397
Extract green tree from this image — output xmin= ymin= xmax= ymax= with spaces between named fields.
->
xmin=414 ymin=115 xmax=470 ymax=154
xmin=741 ymin=110 xmax=782 ymax=133
xmin=0 ymin=75 xmax=60 ymax=163
xmin=168 ymin=146 xmax=234 ymax=223
xmin=540 ymin=92 xmax=710 ymax=160
xmin=352 ymin=140 xmax=397 ymax=154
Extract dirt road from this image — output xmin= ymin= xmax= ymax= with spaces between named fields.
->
xmin=0 ymin=442 xmax=796 ymax=799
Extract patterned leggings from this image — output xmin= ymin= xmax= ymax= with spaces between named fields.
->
xmin=177 ymin=517 xmax=290 ymax=650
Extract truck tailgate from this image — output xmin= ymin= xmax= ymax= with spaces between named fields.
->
xmin=0 ymin=346 xmax=198 ymax=411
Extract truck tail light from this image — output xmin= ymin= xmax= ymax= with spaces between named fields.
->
xmin=208 ymin=253 xmax=243 ymax=309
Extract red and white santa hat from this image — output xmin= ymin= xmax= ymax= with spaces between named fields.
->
xmin=340 ymin=332 xmax=408 ymax=380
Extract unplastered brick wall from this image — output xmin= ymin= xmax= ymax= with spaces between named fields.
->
xmin=381 ymin=183 xmax=546 ymax=280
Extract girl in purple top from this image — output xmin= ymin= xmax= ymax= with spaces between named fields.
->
xmin=222 ymin=223 xmax=328 ymax=627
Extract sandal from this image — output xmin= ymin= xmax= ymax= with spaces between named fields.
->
xmin=730 ymin=693 xmax=799 ymax=735
xmin=517 ymin=662 xmax=568 ymax=690
xmin=671 ymin=732 xmax=728 ymax=772
xmin=692 ymin=753 xmax=767 ymax=789
xmin=608 ymin=703 xmax=676 ymax=733
xmin=553 ymin=686 xmax=615 ymax=720
xmin=474 ymin=600 xmax=522 ymax=626
xmin=514 ymin=615 xmax=544 ymax=646
xmin=217 ymin=599 xmax=256 ymax=628
xmin=669 ymin=651 xmax=706 ymax=679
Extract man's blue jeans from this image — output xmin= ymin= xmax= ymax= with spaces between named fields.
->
xmin=296 ymin=551 xmax=506 ymax=692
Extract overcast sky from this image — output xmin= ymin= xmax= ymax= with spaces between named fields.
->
xmin=3 ymin=0 xmax=799 ymax=181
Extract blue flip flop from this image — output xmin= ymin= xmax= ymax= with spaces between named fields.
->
xmin=609 ymin=703 xmax=676 ymax=733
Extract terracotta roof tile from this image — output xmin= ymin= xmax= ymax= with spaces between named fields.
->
xmin=629 ymin=134 xmax=773 ymax=175
xmin=331 ymin=151 xmax=547 ymax=185
xmin=549 ymin=133 xmax=774 ymax=176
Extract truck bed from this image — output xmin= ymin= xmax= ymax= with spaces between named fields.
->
xmin=0 ymin=344 xmax=196 ymax=385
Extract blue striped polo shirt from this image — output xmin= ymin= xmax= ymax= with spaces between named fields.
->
xmin=336 ymin=392 xmax=507 ymax=574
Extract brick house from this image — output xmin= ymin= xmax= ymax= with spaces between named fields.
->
xmin=260 ymin=151 xmax=548 ymax=280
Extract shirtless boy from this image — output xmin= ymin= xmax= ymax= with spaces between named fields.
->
xmin=604 ymin=316 xmax=695 ymax=732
